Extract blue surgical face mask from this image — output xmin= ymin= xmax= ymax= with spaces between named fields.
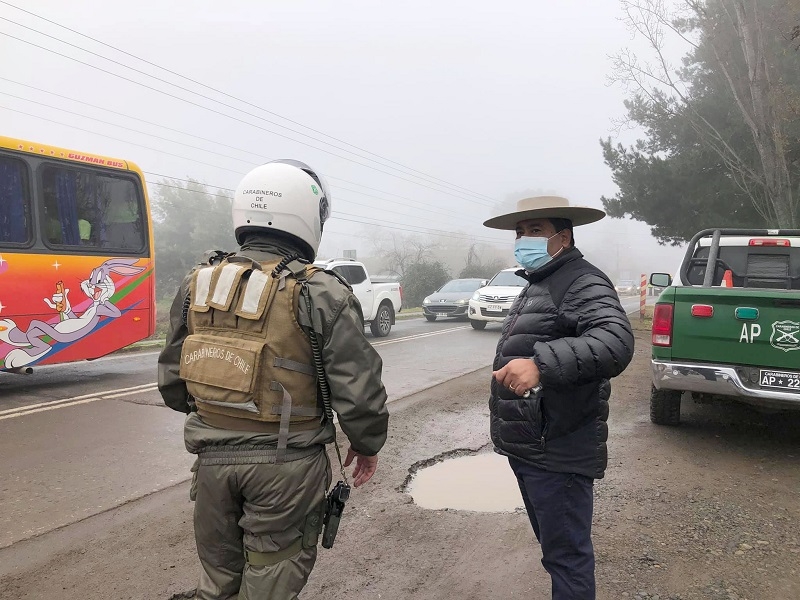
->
xmin=514 ymin=232 xmax=563 ymax=271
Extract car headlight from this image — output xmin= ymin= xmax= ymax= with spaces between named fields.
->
xmin=423 ymin=297 xmax=431 ymax=305
xmin=471 ymin=291 xmax=480 ymax=301
xmin=456 ymin=299 xmax=467 ymax=304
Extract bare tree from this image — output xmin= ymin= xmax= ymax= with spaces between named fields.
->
xmin=465 ymin=243 xmax=480 ymax=270
xmin=611 ymin=0 xmax=798 ymax=227
xmin=369 ymin=230 xmax=438 ymax=278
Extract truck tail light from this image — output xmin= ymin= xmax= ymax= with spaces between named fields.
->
xmin=652 ymin=304 xmax=674 ymax=347
xmin=399 ymin=285 xmax=404 ymax=302
xmin=749 ymin=238 xmax=790 ymax=247
xmin=690 ymin=304 xmax=714 ymax=318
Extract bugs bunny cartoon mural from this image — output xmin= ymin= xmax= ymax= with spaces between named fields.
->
xmin=0 ymin=258 xmax=144 ymax=368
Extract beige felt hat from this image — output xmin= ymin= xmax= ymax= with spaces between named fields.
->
xmin=483 ymin=196 xmax=606 ymax=230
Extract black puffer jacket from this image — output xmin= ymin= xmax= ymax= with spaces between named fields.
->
xmin=489 ymin=248 xmax=634 ymax=479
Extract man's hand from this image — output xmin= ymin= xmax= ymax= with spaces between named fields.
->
xmin=492 ymin=358 xmax=540 ymax=395
xmin=344 ymin=447 xmax=379 ymax=488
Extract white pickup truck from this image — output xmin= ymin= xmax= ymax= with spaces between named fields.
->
xmin=313 ymin=258 xmax=403 ymax=337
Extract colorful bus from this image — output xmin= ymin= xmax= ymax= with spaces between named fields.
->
xmin=0 ymin=136 xmax=155 ymax=372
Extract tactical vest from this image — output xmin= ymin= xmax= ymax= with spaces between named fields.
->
xmin=180 ymin=256 xmax=323 ymax=440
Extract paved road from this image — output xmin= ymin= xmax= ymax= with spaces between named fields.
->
xmin=0 ymin=297 xmax=644 ymax=550
xmin=0 ymin=317 xmax=498 ymax=548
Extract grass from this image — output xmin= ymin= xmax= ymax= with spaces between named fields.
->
xmin=630 ymin=304 xmax=654 ymax=333
xmin=397 ymin=306 xmax=423 ymax=320
xmin=152 ymin=298 xmax=173 ymax=339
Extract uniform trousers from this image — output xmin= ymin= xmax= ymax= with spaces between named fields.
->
xmin=192 ymin=450 xmax=330 ymax=600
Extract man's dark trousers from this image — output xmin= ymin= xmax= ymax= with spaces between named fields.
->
xmin=509 ymin=457 xmax=595 ymax=600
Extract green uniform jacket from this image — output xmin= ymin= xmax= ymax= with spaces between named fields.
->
xmin=158 ymin=245 xmax=389 ymax=458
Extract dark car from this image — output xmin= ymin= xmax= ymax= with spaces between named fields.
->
xmin=422 ymin=278 xmax=486 ymax=321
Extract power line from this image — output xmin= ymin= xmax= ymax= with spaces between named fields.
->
xmin=333 ymin=212 xmax=505 ymax=243
xmin=0 ymin=7 xmax=652 ymax=245
xmin=0 ymin=84 xmax=492 ymax=226
xmin=0 ymin=90 xmax=258 ymax=166
xmin=146 ymin=178 xmax=490 ymax=237
xmin=144 ymin=179 xmax=506 ymax=244
xmin=0 ymin=30 xmax=486 ymax=205
xmin=0 ymin=0 xmax=497 ymax=204
xmin=0 ymin=77 xmax=259 ymax=161
xmin=0 ymin=77 xmax=484 ymax=216
xmin=1 ymin=107 xmax=507 ymax=243
xmin=0 ymin=84 xmax=479 ymax=223
xmin=0 ymin=104 xmax=247 ymax=175
xmin=326 ymin=183 xmax=468 ymax=222
xmin=0 ymin=18 xmax=496 ymax=207
xmin=6 ymin=102 xmax=638 ymax=245
xmin=321 ymin=225 xmax=511 ymax=260
xmin=145 ymin=180 xmax=233 ymax=201
xmin=144 ymin=180 xmax=504 ymax=244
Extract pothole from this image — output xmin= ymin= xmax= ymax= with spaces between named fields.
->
xmin=403 ymin=448 xmax=524 ymax=513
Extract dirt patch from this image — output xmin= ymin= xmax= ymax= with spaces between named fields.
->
xmin=2 ymin=329 xmax=798 ymax=599
xmin=302 ymin=328 xmax=800 ymax=600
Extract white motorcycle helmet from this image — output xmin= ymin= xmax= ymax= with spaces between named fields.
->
xmin=232 ymin=159 xmax=331 ymax=260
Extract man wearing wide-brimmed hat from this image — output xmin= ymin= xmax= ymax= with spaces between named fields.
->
xmin=484 ymin=196 xmax=634 ymax=600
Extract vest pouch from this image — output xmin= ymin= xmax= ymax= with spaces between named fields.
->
xmin=180 ymin=333 xmax=262 ymax=414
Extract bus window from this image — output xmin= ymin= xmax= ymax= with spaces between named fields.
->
xmin=99 ymin=176 xmax=145 ymax=251
xmin=0 ymin=156 xmax=31 ymax=245
xmin=41 ymin=165 xmax=145 ymax=252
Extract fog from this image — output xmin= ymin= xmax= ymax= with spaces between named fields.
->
xmin=1 ymin=0 xmax=687 ymax=282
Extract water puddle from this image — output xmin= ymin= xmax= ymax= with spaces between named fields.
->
xmin=407 ymin=452 xmax=524 ymax=512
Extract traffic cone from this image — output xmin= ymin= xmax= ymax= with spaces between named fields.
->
xmin=721 ymin=270 xmax=733 ymax=288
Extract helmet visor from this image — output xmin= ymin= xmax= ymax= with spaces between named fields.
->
xmin=270 ymin=159 xmax=331 ymax=226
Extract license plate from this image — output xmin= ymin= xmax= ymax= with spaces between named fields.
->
xmin=759 ymin=369 xmax=800 ymax=392
xmin=486 ymin=304 xmax=503 ymax=312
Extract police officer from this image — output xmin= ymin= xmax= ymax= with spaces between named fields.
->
xmin=158 ymin=159 xmax=389 ymax=600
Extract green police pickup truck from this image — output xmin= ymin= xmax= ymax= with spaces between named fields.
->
xmin=649 ymin=228 xmax=800 ymax=425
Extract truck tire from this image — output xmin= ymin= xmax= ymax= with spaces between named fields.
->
xmin=470 ymin=319 xmax=486 ymax=330
xmin=650 ymin=386 xmax=681 ymax=426
xmin=370 ymin=303 xmax=393 ymax=337
xmin=424 ymin=314 xmax=437 ymax=322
